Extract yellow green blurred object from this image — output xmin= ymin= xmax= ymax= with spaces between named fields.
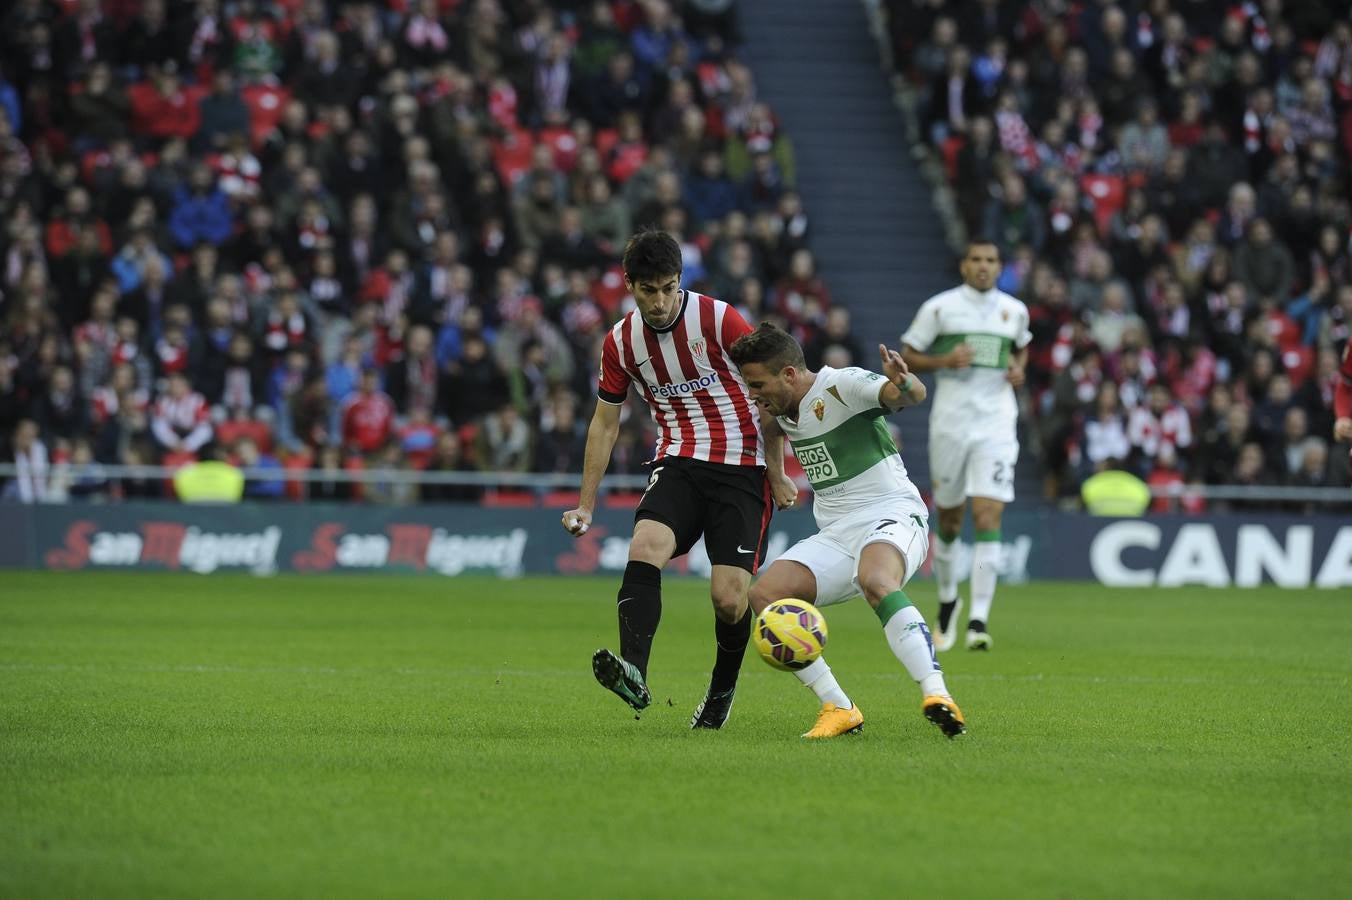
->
xmin=1081 ymin=469 xmax=1151 ymax=517
xmin=173 ymin=461 xmax=246 ymax=503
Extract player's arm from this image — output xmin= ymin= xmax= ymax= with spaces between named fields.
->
xmin=1007 ymin=345 xmax=1029 ymax=389
xmin=564 ymin=332 xmax=628 ymax=535
xmin=563 ymin=398 xmax=621 ymax=535
xmin=1007 ymin=305 xmax=1032 ymax=389
xmin=760 ymin=412 xmax=798 ymax=510
xmin=901 ymin=342 xmax=972 ymax=372
xmin=762 ymin=415 xmax=786 ymax=480
xmin=878 ymin=344 xmax=926 ymax=410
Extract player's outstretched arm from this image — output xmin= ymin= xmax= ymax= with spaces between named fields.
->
xmin=562 ymin=399 xmax=621 ymax=536
xmin=879 ymin=344 xmax=926 ymax=410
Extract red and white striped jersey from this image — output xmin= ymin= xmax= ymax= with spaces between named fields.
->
xmin=151 ymin=390 xmax=214 ymax=452
xmin=598 ymin=290 xmax=764 ymax=467
xmin=153 ymin=391 xmax=209 ymax=434
xmin=1127 ymin=403 xmax=1193 ymax=458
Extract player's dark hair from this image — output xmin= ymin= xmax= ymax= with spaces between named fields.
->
xmin=964 ymin=236 xmax=1001 ymax=259
xmin=622 ymin=229 xmax=682 ymax=284
xmin=729 ymin=322 xmax=806 ymax=372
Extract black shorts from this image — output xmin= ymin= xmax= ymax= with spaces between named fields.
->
xmin=635 ymin=456 xmax=772 ymax=573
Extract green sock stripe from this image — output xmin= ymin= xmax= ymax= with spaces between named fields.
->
xmin=874 ymin=590 xmax=913 ymax=625
xmin=974 ymin=529 xmax=1002 ymax=543
xmin=937 ymin=530 xmax=959 ymax=544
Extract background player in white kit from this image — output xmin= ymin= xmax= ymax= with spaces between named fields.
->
xmin=901 ymin=239 xmax=1031 ymax=652
xmin=730 ymin=323 xmax=966 ymax=740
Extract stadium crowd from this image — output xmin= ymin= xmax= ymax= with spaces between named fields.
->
xmin=5 ymin=0 xmax=1348 ymax=511
xmin=0 ymin=0 xmax=856 ymax=503
xmin=887 ymin=0 xmax=1352 ymax=508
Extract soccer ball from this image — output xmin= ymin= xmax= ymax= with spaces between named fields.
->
xmin=753 ymin=599 xmax=828 ymax=671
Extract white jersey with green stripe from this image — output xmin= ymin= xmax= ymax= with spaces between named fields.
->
xmin=901 ymin=284 xmax=1032 ymax=437
xmin=776 ymin=366 xmax=926 ymax=530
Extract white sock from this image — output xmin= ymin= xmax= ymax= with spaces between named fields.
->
xmin=882 ymin=604 xmax=949 ymax=697
xmin=970 ymin=540 xmax=1001 ymax=625
xmin=932 ymin=536 xmax=958 ymax=604
xmin=794 ymin=657 xmax=852 ymax=709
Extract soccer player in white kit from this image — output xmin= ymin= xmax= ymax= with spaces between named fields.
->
xmin=730 ymin=323 xmax=966 ymax=740
xmin=901 ymin=239 xmax=1031 ymax=652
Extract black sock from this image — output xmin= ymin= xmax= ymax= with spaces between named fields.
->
xmin=937 ymin=600 xmax=958 ymax=631
xmin=968 ymin=618 xmax=987 ymax=633
xmin=617 ymin=561 xmax=662 ymax=678
xmin=709 ymin=607 xmax=752 ymax=695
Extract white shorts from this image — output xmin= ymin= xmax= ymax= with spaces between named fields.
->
xmin=929 ymin=430 xmax=1018 ymax=508
xmin=777 ymin=507 xmax=929 ymax=607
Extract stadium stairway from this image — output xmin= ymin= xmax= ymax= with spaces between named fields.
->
xmin=737 ymin=0 xmax=1043 ymax=507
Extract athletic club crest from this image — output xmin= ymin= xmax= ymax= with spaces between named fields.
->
xmin=688 ymin=338 xmax=707 ymax=361
xmin=812 ymin=398 xmax=825 ymax=420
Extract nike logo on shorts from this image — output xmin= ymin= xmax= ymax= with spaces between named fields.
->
xmin=737 ymin=545 xmax=754 ymax=554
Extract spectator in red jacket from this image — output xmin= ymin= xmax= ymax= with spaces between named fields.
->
xmin=45 ymin=186 xmax=113 ymax=260
xmin=341 ymin=368 xmax=395 ymax=456
xmin=129 ymin=61 xmax=202 ymax=141
xmin=397 ymin=405 xmax=442 ymax=470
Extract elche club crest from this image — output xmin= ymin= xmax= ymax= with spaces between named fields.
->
xmin=812 ymin=398 xmax=825 ymax=420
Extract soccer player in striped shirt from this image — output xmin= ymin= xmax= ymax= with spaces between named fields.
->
xmin=562 ymin=230 xmax=798 ymax=728
xmin=730 ymin=323 xmax=966 ymax=739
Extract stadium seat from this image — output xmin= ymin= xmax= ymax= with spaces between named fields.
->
xmin=282 ymin=451 xmax=313 ymax=501
xmin=215 ymin=419 xmax=274 ymax=455
xmin=80 ymin=147 xmax=123 ymax=184
xmin=1265 ymin=310 xmax=1303 ymax=353
xmin=940 ymin=135 xmax=966 ymax=183
xmin=241 ymin=85 xmax=292 ymax=149
xmin=537 ymin=125 xmax=579 ymax=171
xmin=492 ymin=127 xmax=536 ymax=188
xmin=457 ymin=424 xmax=480 ymax=467
xmin=1282 ymin=346 xmax=1315 ymax=387
xmin=481 ymin=489 xmax=538 ymax=508
xmin=1081 ymin=174 xmax=1125 ymax=236
xmin=343 ymin=455 xmax=366 ymax=502
xmin=593 ymin=127 xmax=620 ymax=160
xmin=161 ymin=451 xmax=199 ymax=497
xmin=592 ymin=266 xmax=630 ymax=315
xmin=606 ymin=141 xmax=648 ymax=183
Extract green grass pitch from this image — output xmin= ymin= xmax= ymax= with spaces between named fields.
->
xmin=2 ymin=572 xmax=1349 ymax=899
